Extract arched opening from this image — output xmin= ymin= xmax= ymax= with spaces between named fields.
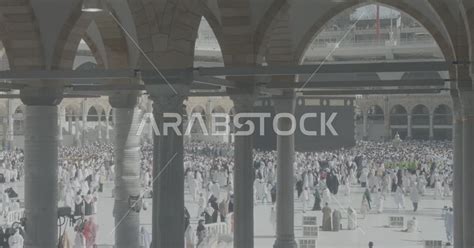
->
xmin=74 ymin=39 xmax=98 ymax=70
xmin=194 ymin=17 xmax=224 ymax=66
xmin=433 ymin=104 xmax=453 ymax=140
xmin=367 ymin=105 xmax=385 ymax=140
xmin=13 ymin=105 xmax=25 ymax=136
xmin=390 ymin=104 xmax=408 ymax=139
xmin=411 ymin=104 xmax=430 ymax=139
xmin=87 ymin=106 xmax=99 ymax=122
xmin=190 ymin=17 xmax=225 ymax=142
xmin=0 ymin=41 xmax=9 ymax=71
xmin=100 ymin=109 xmax=107 ymax=122
xmin=297 ymin=3 xmax=446 ymax=144
xmin=299 ymin=3 xmax=445 ymax=63
xmin=368 ymin=105 xmax=384 ymax=121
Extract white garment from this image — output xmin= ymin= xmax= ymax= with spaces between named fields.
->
xmin=74 ymin=232 xmax=86 ymax=248
xmin=8 ymin=232 xmax=23 ymax=248
xmin=406 ymin=219 xmax=418 ymax=233
xmin=301 ymin=189 xmax=310 ymax=212
xmin=140 ymin=227 xmax=152 ymax=248
xmin=376 ymin=193 xmax=385 ymax=213
xmin=184 ymin=225 xmax=195 ymax=248
xmin=210 ymin=182 xmax=220 ymax=200
xmin=347 ymin=208 xmax=358 ymax=230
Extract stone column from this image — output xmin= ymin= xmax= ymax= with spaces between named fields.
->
xmin=206 ymin=99 xmax=213 ymax=131
xmin=407 ymin=113 xmax=412 ymax=139
xmin=151 ymin=93 xmax=187 ymax=248
xmin=6 ymin=99 xmax=14 ymax=150
xmin=429 ymin=113 xmax=434 ymax=140
xmin=461 ymin=91 xmax=474 ymax=248
xmin=68 ymin=116 xmax=73 ymax=134
xmin=452 ymin=92 xmax=463 ymax=247
xmin=58 ymin=107 xmax=64 ymax=146
xmin=75 ymin=116 xmax=81 ymax=147
xmin=105 ymin=111 xmax=110 ymax=141
xmin=98 ymin=110 xmax=102 ymax=141
xmin=110 ymin=94 xmax=141 ymax=248
xmin=21 ymin=87 xmax=62 ymax=248
xmin=231 ymin=94 xmax=255 ymax=248
xmin=273 ymin=94 xmax=297 ymax=248
xmin=362 ymin=111 xmax=368 ymax=140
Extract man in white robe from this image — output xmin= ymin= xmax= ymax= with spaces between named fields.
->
xmin=8 ymin=229 xmax=23 ymax=248
xmin=347 ymin=207 xmax=357 ymax=230
xmin=140 ymin=227 xmax=152 ymax=248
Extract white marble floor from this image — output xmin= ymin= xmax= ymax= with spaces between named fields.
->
xmin=8 ymin=181 xmax=452 ymax=247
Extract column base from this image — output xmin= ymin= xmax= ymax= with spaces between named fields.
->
xmin=273 ymin=239 xmax=297 ymax=248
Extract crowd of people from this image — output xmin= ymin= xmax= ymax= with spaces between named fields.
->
xmin=58 ymin=143 xmax=113 ymax=218
xmin=0 ymin=138 xmax=455 ymax=247
xmin=169 ymin=140 xmax=455 ymax=247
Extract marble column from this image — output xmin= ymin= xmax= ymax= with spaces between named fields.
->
xmin=75 ymin=116 xmax=81 ymax=147
xmin=110 ymin=94 xmax=141 ymax=248
xmin=231 ymin=94 xmax=255 ymax=248
xmin=452 ymin=92 xmax=463 ymax=248
xmin=461 ymin=91 xmax=474 ymax=248
xmin=151 ymin=93 xmax=186 ymax=248
xmin=273 ymin=94 xmax=297 ymax=248
xmin=98 ymin=111 xmax=102 ymax=141
xmin=58 ymin=108 xmax=64 ymax=146
xmin=6 ymin=99 xmax=14 ymax=150
xmin=21 ymin=87 xmax=62 ymax=248
xmin=68 ymin=116 xmax=73 ymax=134
xmin=407 ymin=114 xmax=412 ymax=139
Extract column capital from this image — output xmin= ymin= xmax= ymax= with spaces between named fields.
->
xmin=109 ymin=92 xmax=140 ymax=108
xmin=20 ymin=86 xmax=63 ymax=106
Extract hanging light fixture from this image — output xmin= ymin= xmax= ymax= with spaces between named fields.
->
xmin=82 ymin=0 xmax=105 ymax=13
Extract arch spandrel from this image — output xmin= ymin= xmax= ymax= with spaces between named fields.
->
xmin=0 ymin=1 xmax=44 ymax=70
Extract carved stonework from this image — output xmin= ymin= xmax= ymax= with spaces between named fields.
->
xmin=20 ymin=86 xmax=63 ymax=106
